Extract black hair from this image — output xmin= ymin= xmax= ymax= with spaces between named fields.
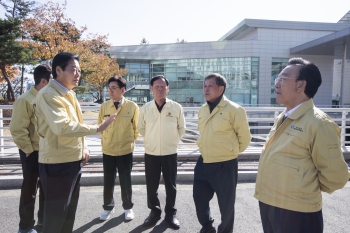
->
xmin=204 ymin=73 xmax=227 ymax=93
xmin=150 ymin=75 xmax=169 ymax=86
xmin=34 ymin=64 xmax=51 ymax=85
xmin=52 ymin=52 xmax=80 ymax=79
xmin=287 ymin=57 xmax=322 ymax=98
xmin=108 ymin=76 xmax=126 ymax=89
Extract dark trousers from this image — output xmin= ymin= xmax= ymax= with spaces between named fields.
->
xmin=39 ymin=161 xmax=81 ymax=233
xmin=144 ymin=153 xmax=177 ymax=217
xmin=259 ymin=201 xmax=323 ymax=233
xmin=19 ymin=150 xmax=44 ymax=230
xmin=193 ymin=156 xmax=238 ymax=233
xmin=102 ymin=153 xmax=133 ymax=210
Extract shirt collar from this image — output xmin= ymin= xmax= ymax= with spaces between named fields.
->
xmin=284 ymin=101 xmax=307 ymax=118
xmin=53 ymin=79 xmax=70 ymax=94
xmin=114 ymin=99 xmax=122 ymax=105
xmin=108 ymin=97 xmax=124 ymax=107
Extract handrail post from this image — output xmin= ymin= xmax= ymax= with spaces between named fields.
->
xmin=0 ymin=109 xmax=3 ymax=153
xmin=341 ymin=110 xmax=348 ymax=148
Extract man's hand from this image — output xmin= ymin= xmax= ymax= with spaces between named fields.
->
xmin=97 ymin=113 xmax=117 ymax=132
xmin=82 ymin=148 xmax=90 ymax=165
xmin=25 ymin=152 xmax=31 ymax=157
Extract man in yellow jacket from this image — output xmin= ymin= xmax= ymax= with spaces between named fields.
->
xmin=10 ymin=65 xmax=51 ymax=233
xmin=255 ymin=58 xmax=350 ymax=233
xmin=98 ymin=76 xmax=139 ymax=222
xmin=193 ymin=73 xmax=251 ymax=233
xmin=34 ymin=53 xmax=116 ymax=233
xmin=138 ymin=75 xmax=186 ymax=229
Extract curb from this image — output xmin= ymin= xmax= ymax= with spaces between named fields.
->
xmin=2 ymin=151 xmax=349 ymax=189
xmin=2 ymin=151 xmax=350 ymax=164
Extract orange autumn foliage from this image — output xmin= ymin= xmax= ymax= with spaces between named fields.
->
xmin=0 ymin=65 xmax=20 ymax=82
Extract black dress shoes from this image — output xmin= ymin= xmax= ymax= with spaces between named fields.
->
xmin=143 ymin=212 xmax=161 ymax=227
xmin=165 ymin=215 xmax=180 ymax=229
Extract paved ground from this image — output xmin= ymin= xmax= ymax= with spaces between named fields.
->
xmin=2 ymin=182 xmax=350 ymax=233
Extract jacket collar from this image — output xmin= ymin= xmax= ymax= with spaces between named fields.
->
xmin=203 ymin=95 xmax=228 ymax=108
xmin=150 ymin=98 xmax=170 ymax=108
xmin=218 ymin=95 xmax=229 ymax=107
xmin=49 ymin=79 xmax=75 ymax=96
xmin=108 ymin=97 xmax=125 ymax=108
xmin=288 ymin=98 xmax=314 ymax=120
xmin=29 ymin=86 xmax=38 ymax=96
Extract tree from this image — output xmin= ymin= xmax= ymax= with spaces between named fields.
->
xmin=140 ymin=37 xmax=149 ymax=45
xmin=73 ymin=86 xmax=88 ymax=95
xmin=176 ymin=38 xmax=187 ymax=43
xmin=83 ymin=33 xmax=110 ymax=54
xmin=0 ymin=64 xmax=20 ymax=82
xmin=22 ymin=0 xmax=87 ymax=61
xmin=78 ymin=33 xmax=111 ymax=85
xmin=21 ymin=0 xmax=127 ymax=103
xmin=0 ymin=16 xmax=33 ymax=101
xmin=21 ymin=1 xmax=116 ymax=85
xmin=0 ymin=75 xmax=29 ymax=99
xmin=0 ymin=0 xmax=37 ymax=95
xmin=85 ymin=54 xmax=128 ymax=103
xmin=0 ymin=0 xmax=36 ymax=20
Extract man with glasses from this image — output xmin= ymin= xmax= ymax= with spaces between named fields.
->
xmin=10 ymin=65 xmax=51 ymax=233
xmin=193 ymin=73 xmax=251 ymax=233
xmin=138 ymin=75 xmax=186 ymax=229
xmin=255 ymin=58 xmax=349 ymax=233
xmin=98 ymin=76 xmax=139 ymax=222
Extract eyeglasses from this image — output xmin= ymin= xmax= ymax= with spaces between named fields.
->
xmin=274 ymin=77 xmax=296 ymax=85
xmin=108 ymin=86 xmax=121 ymax=91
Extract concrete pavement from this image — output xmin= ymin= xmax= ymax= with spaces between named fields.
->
xmin=1 ymin=182 xmax=350 ymax=232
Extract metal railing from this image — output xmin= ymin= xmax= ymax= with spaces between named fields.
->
xmin=0 ymin=105 xmax=349 ymax=155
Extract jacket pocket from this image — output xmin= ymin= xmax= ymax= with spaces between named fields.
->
xmin=262 ymin=157 xmax=303 ymax=199
xmin=214 ymin=139 xmax=234 ymax=152
xmin=273 ymin=159 xmax=300 ymax=171
xmin=211 ymin=113 xmax=231 ymax=132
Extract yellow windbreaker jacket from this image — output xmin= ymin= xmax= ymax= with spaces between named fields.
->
xmin=138 ymin=98 xmax=186 ymax=155
xmin=254 ymin=98 xmax=350 ymax=212
xmin=98 ymin=98 xmax=139 ymax=156
xmin=10 ymin=86 xmax=39 ymax=154
xmin=34 ymin=80 xmax=98 ymax=164
xmin=197 ymin=95 xmax=251 ymax=163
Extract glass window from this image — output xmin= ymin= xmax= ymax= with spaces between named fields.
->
xmin=165 ymin=67 xmax=176 ymax=72
xmin=270 ymin=58 xmax=289 ymax=104
xmin=149 ymin=57 xmax=259 ymax=105
xmin=165 ymin=72 xmax=177 ymax=80
xmin=152 ymin=67 xmax=164 ymax=73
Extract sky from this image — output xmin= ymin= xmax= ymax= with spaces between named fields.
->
xmin=1 ymin=0 xmax=350 ymax=47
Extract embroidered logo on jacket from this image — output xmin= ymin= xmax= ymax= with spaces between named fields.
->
xmin=291 ymin=125 xmax=303 ymax=132
xmin=166 ymin=112 xmax=172 ymax=117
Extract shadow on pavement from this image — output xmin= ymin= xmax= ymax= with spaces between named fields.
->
xmin=129 ymin=219 xmax=172 ymax=233
xmin=74 ymin=213 xmax=126 ymax=233
xmin=73 ymin=217 xmax=101 ymax=233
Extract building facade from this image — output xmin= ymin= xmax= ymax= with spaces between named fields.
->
xmin=109 ymin=15 xmax=350 ymax=107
